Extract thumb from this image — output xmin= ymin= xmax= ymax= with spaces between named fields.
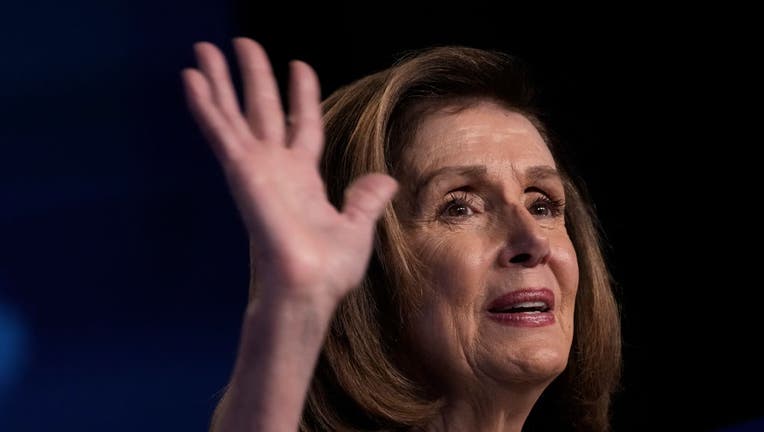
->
xmin=341 ymin=173 xmax=399 ymax=226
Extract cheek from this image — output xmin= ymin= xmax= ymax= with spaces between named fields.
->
xmin=407 ymin=232 xmax=489 ymax=378
xmin=555 ymin=239 xmax=579 ymax=291
xmin=551 ymin=235 xmax=579 ymax=328
xmin=415 ymin=231 xmax=489 ymax=308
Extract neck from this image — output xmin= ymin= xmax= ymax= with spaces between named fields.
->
xmin=423 ymin=385 xmax=544 ymax=432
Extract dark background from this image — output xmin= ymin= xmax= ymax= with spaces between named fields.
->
xmin=1 ymin=1 xmax=761 ymax=431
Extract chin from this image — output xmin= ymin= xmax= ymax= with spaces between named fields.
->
xmin=497 ymin=347 xmax=570 ymax=386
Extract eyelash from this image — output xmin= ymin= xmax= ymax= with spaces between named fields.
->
xmin=529 ymin=195 xmax=565 ymax=218
xmin=438 ymin=191 xmax=477 ymax=219
xmin=437 ymin=191 xmax=565 ymax=220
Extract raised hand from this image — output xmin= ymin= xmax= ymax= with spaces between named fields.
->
xmin=182 ymin=38 xmax=397 ymax=308
xmin=181 ymin=38 xmax=398 ymax=432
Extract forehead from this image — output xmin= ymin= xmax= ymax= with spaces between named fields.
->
xmin=401 ymin=101 xmax=555 ymax=174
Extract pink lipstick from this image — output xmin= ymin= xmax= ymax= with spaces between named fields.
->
xmin=487 ymin=288 xmax=555 ymax=327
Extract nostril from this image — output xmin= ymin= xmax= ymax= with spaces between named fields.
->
xmin=509 ymin=253 xmax=531 ymax=264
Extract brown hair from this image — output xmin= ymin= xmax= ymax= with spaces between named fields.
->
xmin=299 ymin=46 xmax=621 ymax=431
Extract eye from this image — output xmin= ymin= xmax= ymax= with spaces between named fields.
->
xmin=439 ymin=191 xmax=477 ymax=219
xmin=528 ymin=195 xmax=565 ymax=218
xmin=445 ymin=202 xmax=473 ymax=218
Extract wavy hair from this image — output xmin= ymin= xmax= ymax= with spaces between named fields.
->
xmin=288 ymin=46 xmax=618 ymax=432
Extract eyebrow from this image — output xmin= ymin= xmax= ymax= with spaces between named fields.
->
xmin=412 ymin=164 xmax=561 ymax=200
xmin=412 ymin=165 xmax=488 ymax=201
xmin=524 ymin=165 xmax=562 ymax=183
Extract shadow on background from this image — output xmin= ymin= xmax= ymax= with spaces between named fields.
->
xmin=1 ymin=1 xmax=761 ymax=431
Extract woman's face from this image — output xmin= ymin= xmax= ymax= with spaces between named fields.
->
xmin=398 ymin=101 xmax=578 ymax=396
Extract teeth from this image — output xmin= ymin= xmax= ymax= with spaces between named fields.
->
xmin=515 ymin=301 xmax=546 ymax=309
xmin=493 ymin=301 xmax=549 ymax=313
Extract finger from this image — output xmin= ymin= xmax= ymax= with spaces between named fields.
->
xmin=233 ymin=37 xmax=286 ymax=144
xmin=192 ymin=42 xmax=247 ymax=128
xmin=287 ymin=60 xmax=324 ymax=162
xmin=341 ymin=174 xmax=399 ymax=226
xmin=181 ymin=68 xmax=243 ymax=162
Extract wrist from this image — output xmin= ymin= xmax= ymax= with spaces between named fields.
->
xmin=234 ymin=290 xmax=335 ymax=372
xmin=249 ymin=285 xmax=338 ymax=325
xmin=222 ymin=289 xmax=335 ymax=430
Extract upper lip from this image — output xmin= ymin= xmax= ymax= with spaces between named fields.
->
xmin=487 ymin=288 xmax=555 ymax=313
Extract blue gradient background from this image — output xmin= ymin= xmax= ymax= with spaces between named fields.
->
xmin=1 ymin=1 xmax=245 ymax=430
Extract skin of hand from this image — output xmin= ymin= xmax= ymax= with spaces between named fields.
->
xmin=180 ymin=37 xmax=398 ymax=432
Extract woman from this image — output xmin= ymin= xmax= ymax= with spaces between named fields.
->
xmin=182 ymin=37 xmax=621 ymax=432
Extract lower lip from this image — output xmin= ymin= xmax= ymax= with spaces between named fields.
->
xmin=488 ymin=311 xmax=556 ymax=327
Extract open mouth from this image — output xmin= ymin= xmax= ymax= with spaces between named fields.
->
xmin=488 ymin=301 xmax=550 ymax=314
xmin=486 ymin=288 xmax=556 ymax=327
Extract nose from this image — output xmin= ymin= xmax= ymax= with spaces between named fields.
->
xmin=497 ymin=204 xmax=551 ymax=268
